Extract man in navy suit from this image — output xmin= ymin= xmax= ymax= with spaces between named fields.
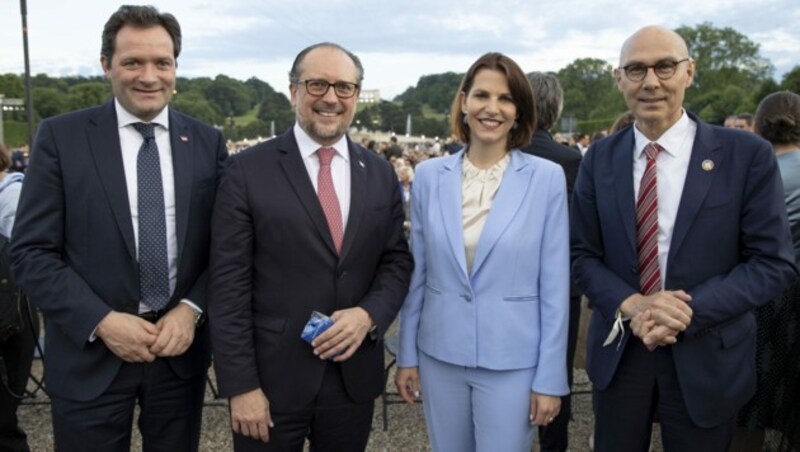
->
xmin=571 ymin=26 xmax=797 ymax=451
xmin=519 ymin=71 xmax=582 ymax=452
xmin=10 ymin=6 xmax=227 ymax=451
xmin=208 ymin=43 xmax=412 ymax=451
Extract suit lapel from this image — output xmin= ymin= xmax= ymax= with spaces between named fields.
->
xmin=169 ymin=111 xmax=193 ymax=266
xmin=669 ymin=118 xmax=722 ymax=262
xmin=277 ymin=131 xmax=338 ymax=255
xmin=470 ymin=150 xmax=531 ymax=278
xmin=439 ymin=152 xmax=469 ymax=280
xmin=87 ymin=101 xmax=136 ymax=259
xmin=613 ymin=130 xmax=637 ymax=252
xmin=339 ymin=139 xmax=366 ymax=262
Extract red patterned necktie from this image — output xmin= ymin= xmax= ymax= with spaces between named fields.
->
xmin=316 ymin=147 xmax=343 ymax=254
xmin=637 ymin=142 xmax=663 ymax=295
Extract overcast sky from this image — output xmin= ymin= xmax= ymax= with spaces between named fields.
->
xmin=1 ymin=0 xmax=798 ymax=100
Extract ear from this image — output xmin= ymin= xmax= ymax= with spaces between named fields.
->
xmin=613 ymin=68 xmax=623 ymax=92
xmin=684 ymin=59 xmax=696 ymax=88
xmin=101 ymin=55 xmax=112 ymax=78
xmin=459 ymin=91 xmax=467 ymax=114
xmin=289 ymin=83 xmax=298 ymax=107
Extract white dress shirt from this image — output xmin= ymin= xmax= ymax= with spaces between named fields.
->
xmin=632 ymin=110 xmax=697 ymax=286
xmin=293 ymin=123 xmax=352 ymax=230
xmin=115 ymin=100 xmax=197 ymax=314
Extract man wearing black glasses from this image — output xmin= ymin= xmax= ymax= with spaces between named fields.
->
xmin=571 ymin=26 xmax=796 ymax=451
xmin=208 ymin=42 xmax=412 ymax=451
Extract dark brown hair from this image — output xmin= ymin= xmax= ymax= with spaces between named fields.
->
xmin=449 ymin=53 xmax=535 ymax=149
xmin=101 ymin=5 xmax=182 ymax=63
xmin=755 ymin=91 xmax=800 ymax=146
xmin=0 ymin=144 xmax=11 ymax=172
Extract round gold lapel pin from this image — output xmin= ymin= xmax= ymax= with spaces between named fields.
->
xmin=701 ymin=159 xmax=714 ymax=171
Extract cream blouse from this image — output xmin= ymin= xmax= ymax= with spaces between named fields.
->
xmin=462 ymin=153 xmax=510 ymax=273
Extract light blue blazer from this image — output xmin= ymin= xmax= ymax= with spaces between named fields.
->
xmin=398 ymin=149 xmax=570 ymax=396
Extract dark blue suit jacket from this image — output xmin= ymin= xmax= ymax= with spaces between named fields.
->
xmin=9 ymin=101 xmax=227 ymax=401
xmin=571 ymin=112 xmax=797 ymax=427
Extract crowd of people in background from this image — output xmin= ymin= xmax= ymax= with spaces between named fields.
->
xmin=3 ymin=5 xmax=800 ymax=452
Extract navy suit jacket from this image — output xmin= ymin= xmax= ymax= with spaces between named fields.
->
xmin=208 ymin=129 xmax=413 ymax=411
xmin=9 ymin=101 xmax=227 ymax=401
xmin=571 ymin=113 xmax=797 ymax=427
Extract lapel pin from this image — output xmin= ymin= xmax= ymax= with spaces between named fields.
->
xmin=701 ymin=159 xmax=714 ymax=171
xmin=180 ymin=135 xmax=189 ymax=142
xmin=358 ymin=160 xmax=365 ymax=168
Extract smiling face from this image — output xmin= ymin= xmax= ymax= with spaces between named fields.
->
xmin=102 ymin=25 xmax=176 ymax=122
xmin=290 ymin=46 xmax=360 ymax=146
xmin=460 ymin=68 xmax=517 ymax=150
xmin=615 ymin=26 xmax=694 ymax=140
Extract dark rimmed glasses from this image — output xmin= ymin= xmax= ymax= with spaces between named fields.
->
xmin=296 ymin=79 xmax=360 ymax=98
xmin=621 ymin=58 xmax=690 ymax=82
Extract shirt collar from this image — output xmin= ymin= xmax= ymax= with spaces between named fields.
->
xmin=293 ymin=122 xmax=350 ymax=162
xmin=633 ymin=109 xmax=692 ymax=158
xmin=114 ymin=98 xmax=170 ymax=131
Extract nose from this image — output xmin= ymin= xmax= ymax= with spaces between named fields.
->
xmin=140 ymin=63 xmax=158 ymax=83
xmin=320 ymin=84 xmax=339 ymax=102
xmin=485 ymin=97 xmax=499 ymax=114
xmin=641 ymin=67 xmax=660 ymax=88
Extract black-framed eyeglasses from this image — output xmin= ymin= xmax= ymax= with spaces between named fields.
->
xmin=621 ymin=58 xmax=690 ymax=82
xmin=296 ymin=79 xmax=360 ymax=98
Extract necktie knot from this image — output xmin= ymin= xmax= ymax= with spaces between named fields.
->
xmin=132 ymin=122 xmax=156 ymax=140
xmin=644 ymin=142 xmax=662 ymax=161
xmin=317 ymin=147 xmax=336 ymax=167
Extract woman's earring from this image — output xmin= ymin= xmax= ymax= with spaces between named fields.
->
xmin=462 ymin=113 xmax=468 ymax=125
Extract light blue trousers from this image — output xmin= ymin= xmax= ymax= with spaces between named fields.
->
xmin=418 ymin=351 xmax=536 ymax=452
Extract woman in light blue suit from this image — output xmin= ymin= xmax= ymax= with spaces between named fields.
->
xmin=395 ymin=52 xmax=570 ymax=452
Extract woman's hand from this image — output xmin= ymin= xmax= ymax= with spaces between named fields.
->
xmin=395 ymin=367 xmax=421 ymax=404
xmin=529 ymin=392 xmax=561 ymax=426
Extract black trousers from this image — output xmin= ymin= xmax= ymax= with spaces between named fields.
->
xmin=538 ymin=294 xmax=581 ymax=452
xmin=50 ymin=358 xmax=207 ymax=452
xmin=593 ymin=338 xmax=736 ymax=452
xmin=0 ymin=300 xmax=38 ymax=452
xmin=234 ymin=362 xmax=374 ymax=452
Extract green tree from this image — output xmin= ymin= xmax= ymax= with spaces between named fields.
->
xmin=171 ymin=91 xmax=224 ymax=126
xmin=0 ymin=73 xmax=24 ymax=98
xmin=395 ymin=72 xmax=462 ymax=113
xmin=33 ymin=86 xmax=67 ymax=119
xmin=256 ymin=90 xmax=294 ymax=133
xmin=204 ymin=75 xmax=253 ymax=116
xmin=66 ymin=82 xmax=110 ymax=110
xmin=676 ymin=22 xmax=773 ymax=121
xmin=781 ymin=66 xmax=800 ymax=93
xmin=557 ymin=58 xmax=625 ymax=132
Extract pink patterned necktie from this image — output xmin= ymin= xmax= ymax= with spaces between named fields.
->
xmin=636 ymin=142 xmax=663 ymax=295
xmin=316 ymin=147 xmax=343 ymax=254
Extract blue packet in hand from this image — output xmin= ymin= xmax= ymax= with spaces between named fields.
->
xmin=301 ymin=311 xmax=334 ymax=344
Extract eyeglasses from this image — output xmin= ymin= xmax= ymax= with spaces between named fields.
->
xmin=296 ymin=79 xmax=360 ymax=98
xmin=621 ymin=58 xmax=690 ymax=82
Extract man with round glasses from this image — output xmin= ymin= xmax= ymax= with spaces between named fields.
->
xmin=571 ymin=25 xmax=796 ymax=451
xmin=208 ymin=42 xmax=413 ymax=451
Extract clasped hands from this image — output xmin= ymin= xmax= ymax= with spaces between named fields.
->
xmin=621 ymin=290 xmax=693 ymax=350
xmin=95 ymin=303 xmax=197 ymax=362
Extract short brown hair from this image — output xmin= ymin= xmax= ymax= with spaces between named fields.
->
xmin=101 ymin=5 xmax=182 ymax=63
xmin=755 ymin=91 xmax=800 ymax=146
xmin=449 ymin=53 xmax=535 ymax=149
xmin=0 ymin=144 xmax=11 ymax=172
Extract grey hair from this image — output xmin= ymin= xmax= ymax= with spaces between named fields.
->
xmin=526 ymin=72 xmax=564 ymax=131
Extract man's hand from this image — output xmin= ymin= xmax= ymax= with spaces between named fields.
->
xmin=631 ymin=310 xmax=679 ymax=350
xmin=230 ymin=389 xmax=273 ymax=443
xmin=96 ymin=311 xmax=159 ymax=362
xmin=395 ymin=367 xmax=421 ymax=404
xmin=150 ymin=303 xmax=196 ymax=357
xmin=311 ymin=307 xmax=373 ymax=361
xmin=620 ymin=290 xmax=693 ymax=332
xmin=530 ymin=392 xmax=561 ymax=426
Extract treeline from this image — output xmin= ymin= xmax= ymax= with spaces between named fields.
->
xmin=2 ymin=23 xmax=799 ymax=147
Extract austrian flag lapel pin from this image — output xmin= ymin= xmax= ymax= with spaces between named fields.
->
xmin=180 ymin=135 xmax=189 ymax=143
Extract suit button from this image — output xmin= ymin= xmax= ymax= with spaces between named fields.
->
xmin=464 ymin=294 xmax=472 ymax=302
